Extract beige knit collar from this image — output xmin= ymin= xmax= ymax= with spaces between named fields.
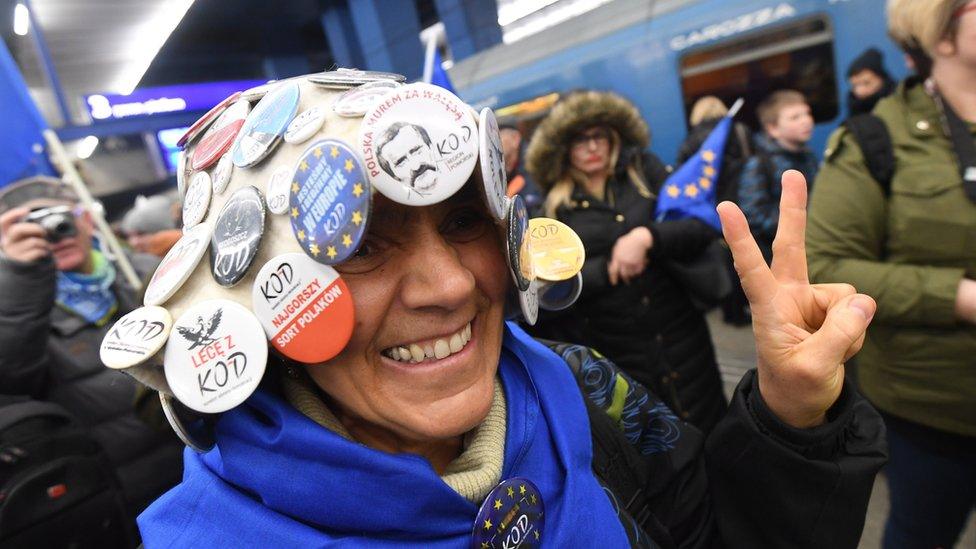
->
xmin=282 ymin=371 xmax=507 ymax=504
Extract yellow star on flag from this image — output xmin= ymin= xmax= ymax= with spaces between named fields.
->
xmin=666 ymin=184 xmax=681 ymax=198
xmin=330 ymin=146 xmax=339 ymax=158
xmin=297 ymin=230 xmax=306 ymax=241
xmin=351 ymin=210 xmax=363 ymax=226
xmin=326 ymin=246 xmax=338 ymax=260
xmin=342 ymin=233 xmax=353 ymax=248
xmin=309 ymin=244 xmax=320 ymax=256
xmin=483 ymin=518 xmax=493 ymax=531
xmin=530 ymin=494 xmax=537 ymax=504
xmin=699 ymin=177 xmax=711 ymax=190
xmin=313 ymin=147 xmax=323 ymax=158
xmin=292 ymin=182 xmax=299 ymax=193
xmin=703 ymin=165 xmax=716 ymax=177
xmin=291 ymin=207 xmax=299 ymax=218
xmin=702 ymin=149 xmax=716 ymax=163
xmin=684 ymin=184 xmax=700 ymax=198
xmin=493 ymin=499 xmax=503 ymax=510
xmin=344 ymin=159 xmax=354 ymax=172
xmin=519 ymin=484 xmax=526 ymax=495
xmin=534 ymin=531 xmax=540 ymax=541
xmin=299 ymin=160 xmax=309 ymax=172
xmin=481 ymin=544 xmax=489 ymax=549
xmin=352 ymin=183 xmax=364 ymax=198
xmin=507 ymin=486 xmax=515 ymax=498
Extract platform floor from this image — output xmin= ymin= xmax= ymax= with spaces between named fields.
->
xmin=706 ymin=311 xmax=976 ymax=549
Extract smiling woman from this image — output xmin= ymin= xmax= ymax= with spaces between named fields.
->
xmin=103 ymin=71 xmax=888 ymax=548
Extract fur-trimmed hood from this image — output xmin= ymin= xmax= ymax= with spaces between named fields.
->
xmin=525 ymin=90 xmax=649 ymax=190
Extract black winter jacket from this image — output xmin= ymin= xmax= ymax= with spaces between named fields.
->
xmin=528 ymin=158 xmax=727 ymax=434
xmin=0 ymin=252 xmax=183 ymax=515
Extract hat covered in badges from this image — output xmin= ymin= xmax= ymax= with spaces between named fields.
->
xmin=0 ymin=176 xmax=79 ymax=214
xmin=99 ymin=69 xmax=586 ymax=449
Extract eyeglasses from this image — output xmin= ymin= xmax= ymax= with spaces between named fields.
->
xmin=954 ymin=1 xmax=976 ymax=19
xmin=570 ymin=129 xmax=610 ymax=149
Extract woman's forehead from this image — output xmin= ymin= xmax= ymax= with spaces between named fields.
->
xmin=367 ymin=179 xmax=483 ymax=230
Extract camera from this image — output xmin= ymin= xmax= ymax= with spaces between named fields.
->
xmin=24 ymin=206 xmax=78 ymax=242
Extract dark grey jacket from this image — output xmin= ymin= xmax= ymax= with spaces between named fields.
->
xmin=0 ymin=251 xmax=183 ymax=514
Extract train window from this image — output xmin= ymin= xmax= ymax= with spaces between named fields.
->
xmin=679 ymin=17 xmax=838 ymax=131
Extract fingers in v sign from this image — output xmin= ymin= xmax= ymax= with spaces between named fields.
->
xmin=716 ymin=170 xmax=877 ymax=429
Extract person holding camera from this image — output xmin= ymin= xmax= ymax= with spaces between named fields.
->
xmin=0 ymin=176 xmax=183 ymax=518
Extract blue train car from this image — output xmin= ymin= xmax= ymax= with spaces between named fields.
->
xmin=451 ymin=0 xmax=906 ymax=164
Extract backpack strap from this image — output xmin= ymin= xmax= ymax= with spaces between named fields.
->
xmin=843 ymin=114 xmax=895 ymax=196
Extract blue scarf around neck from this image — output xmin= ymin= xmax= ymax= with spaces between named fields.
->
xmin=138 ymin=323 xmax=629 ymax=547
xmin=56 ymin=250 xmax=117 ymax=326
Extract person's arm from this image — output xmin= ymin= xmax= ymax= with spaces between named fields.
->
xmin=647 ymin=218 xmax=719 ymax=262
xmin=0 ymin=254 xmax=55 ymax=396
xmin=737 ymin=156 xmax=778 ymax=237
xmin=807 ymin=129 xmax=965 ymax=327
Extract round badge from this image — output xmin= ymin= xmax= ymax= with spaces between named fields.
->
xmin=471 ymin=478 xmax=545 ymax=549
xmin=251 ymin=253 xmax=355 ymax=363
xmin=100 ymin=306 xmax=172 ymax=369
xmin=290 ymin=139 xmax=371 ymax=265
xmin=182 ymin=171 xmax=212 ymax=229
xmin=144 ymin=222 xmax=214 ymax=306
xmin=240 ymin=81 xmax=275 ymax=102
xmin=265 ymin=165 xmax=293 ymax=215
xmin=284 ymin=106 xmax=327 ymax=144
xmin=308 ymin=68 xmax=406 ymax=89
xmin=359 ymin=82 xmax=478 ymax=206
xmin=164 ymin=299 xmax=268 ymax=414
xmin=518 ymin=282 xmax=539 ymax=326
xmin=536 ymin=272 xmax=582 ymax=312
xmin=528 ymin=218 xmax=585 ymax=282
xmin=176 ymin=150 xmax=189 ymax=199
xmin=191 ymin=99 xmax=250 ymax=170
xmin=333 ymin=80 xmax=400 ymax=118
xmin=211 ymin=155 xmax=233 ymax=195
xmin=478 ymin=108 xmax=508 ymax=221
xmin=210 ymin=186 xmax=265 ymax=287
xmin=178 ymin=91 xmax=242 ymax=149
xmin=231 ymin=81 xmax=300 ymax=168
xmin=506 ymin=195 xmax=533 ymax=291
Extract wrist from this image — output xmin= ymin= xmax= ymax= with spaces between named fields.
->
xmin=757 ymin=371 xmax=828 ymax=429
xmin=954 ymin=278 xmax=976 ymax=322
xmin=631 ymin=226 xmax=653 ymax=249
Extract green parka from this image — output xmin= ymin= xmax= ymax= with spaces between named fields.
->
xmin=807 ymin=79 xmax=976 ymax=437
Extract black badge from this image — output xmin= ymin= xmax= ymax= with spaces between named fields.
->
xmin=210 ymin=186 xmax=266 ymax=287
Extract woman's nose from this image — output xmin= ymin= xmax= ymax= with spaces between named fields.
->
xmin=399 ymin=226 xmax=476 ymax=312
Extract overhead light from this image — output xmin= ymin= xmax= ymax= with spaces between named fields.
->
xmin=13 ymin=3 xmax=29 ymax=36
xmin=76 ymin=136 xmax=99 ymax=160
xmin=113 ymin=0 xmax=195 ymax=95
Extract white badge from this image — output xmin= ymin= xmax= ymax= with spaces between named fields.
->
xmin=100 ymin=306 xmax=173 ymax=369
xmin=359 ymin=82 xmax=478 ymax=206
xmin=212 ymin=155 xmax=233 ymax=195
xmin=478 ymin=108 xmax=508 ymax=220
xmin=265 ymin=165 xmax=293 ymax=215
xmin=519 ymin=282 xmax=539 ymax=326
xmin=143 ymin=222 xmax=213 ymax=306
xmin=182 ymin=171 xmax=212 ymax=229
xmin=333 ymin=80 xmax=399 ymax=118
xmin=176 ymin=151 xmax=189 ymax=200
xmin=164 ymin=299 xmax=268 ymax=414
xmin=284 ymin=106 xmax=327 ymax=144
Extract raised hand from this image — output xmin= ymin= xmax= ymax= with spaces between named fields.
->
xmin=0 ymin=206 xmax=51 ymax=263
xmin=716 ymin=170 xmax=876 ymax=428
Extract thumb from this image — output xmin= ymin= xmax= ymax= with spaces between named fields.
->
xmin=803 ymin=294 xmax=876 ymax=365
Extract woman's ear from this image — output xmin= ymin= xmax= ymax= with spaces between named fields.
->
xmin=935 ymin=36 xmax=957 ymax=58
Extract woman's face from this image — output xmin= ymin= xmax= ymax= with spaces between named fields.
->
xmin=306 ymin=183 xmax=509 ymax=444
xmin=569 ymin=126 xmax=611 ymax=176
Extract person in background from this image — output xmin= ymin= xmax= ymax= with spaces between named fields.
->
xmin=677 ymin=96 xmax=753 ymax=326
xmin=846 ymin=47 xmax=897 ymax=117
xmin=807 ymin=2 xmax=976 ymax=547
xmin=498 ymin=122 xmax=544 ymax=216
xmin=525 ymin=90 xmax=727 ymax=433
xmin=737 ymin=90 xmax=818 ymax=262
xmin=121 ymin=194 xmax=181 ymax=258
xmin=0 ymin=177 xmax=183 ymax=517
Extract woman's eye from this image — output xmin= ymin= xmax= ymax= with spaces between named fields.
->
xmin=443 ymin=208 xmax=489 ymax=241
xmin=336 ymin=239 xmax=385 ymax=275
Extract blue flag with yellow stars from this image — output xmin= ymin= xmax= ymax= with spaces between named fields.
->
xmin=654 ymin=115 xmax=733 ymax=231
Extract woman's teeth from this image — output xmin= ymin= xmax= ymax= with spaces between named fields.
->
xmin=383 ymin=323 xmax=472 ymax=363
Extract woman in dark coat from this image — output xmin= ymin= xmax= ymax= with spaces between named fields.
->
xmin=525 ymin=90 xmax=727 ymax=433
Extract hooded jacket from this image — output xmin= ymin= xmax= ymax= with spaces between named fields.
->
xmin=524 ymin=91 xmax=726 ymax=434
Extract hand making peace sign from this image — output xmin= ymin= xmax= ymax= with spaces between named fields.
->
xmin=717 ymin=170 xmax=877 ymax=429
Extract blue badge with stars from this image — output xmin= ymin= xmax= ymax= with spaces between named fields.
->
xmin=290 ymin=139 xmax=371 ymax=265
xmin=471 ymin=477 xmax=545 ymax=549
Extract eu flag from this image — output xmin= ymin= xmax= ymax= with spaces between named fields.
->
xmin=0 ymin=39 xmax=54 ymax=187
xmin=654 ymin=115 xmax=734 ymax=231
xmin=422 ymin=41 xmax=456 ymax=94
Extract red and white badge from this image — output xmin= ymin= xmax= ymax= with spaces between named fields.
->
xmin=143 ymin=222 xmax=213 ymax=306
xmin=164 ymin=299 xmax=267 ymax=413
xmin=251 ymin=253 xmax=354 ymax=364
xmin=211 ymin=155 xmax=233 ymax=195
xmin=100 ymin=306 xmax=172 ymax=369
xmin=359 ymin=82 xmax=478 ymax=206
xmin=191 ymin=99 xmax=250 ymax=170
xmin=265 ymin=165 xmax=293 ymax=215
xmin=182 ymin=171 xmax=212 ymax=229
xmin=178 ymin=91 xmax=242 ymax=149
xmin=478 ymin=108 xmax=508 ymax=221
xmin=284 ymin=106 xmax=326 ymax=144
xmin=333 ymin=80 xmax=399 ymax=118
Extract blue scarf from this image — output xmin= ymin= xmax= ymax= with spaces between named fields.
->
xmin=138 ymin=323 xmax=628 ymax=547
xmin=56 ymin=250 xmax=117 ymax=326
